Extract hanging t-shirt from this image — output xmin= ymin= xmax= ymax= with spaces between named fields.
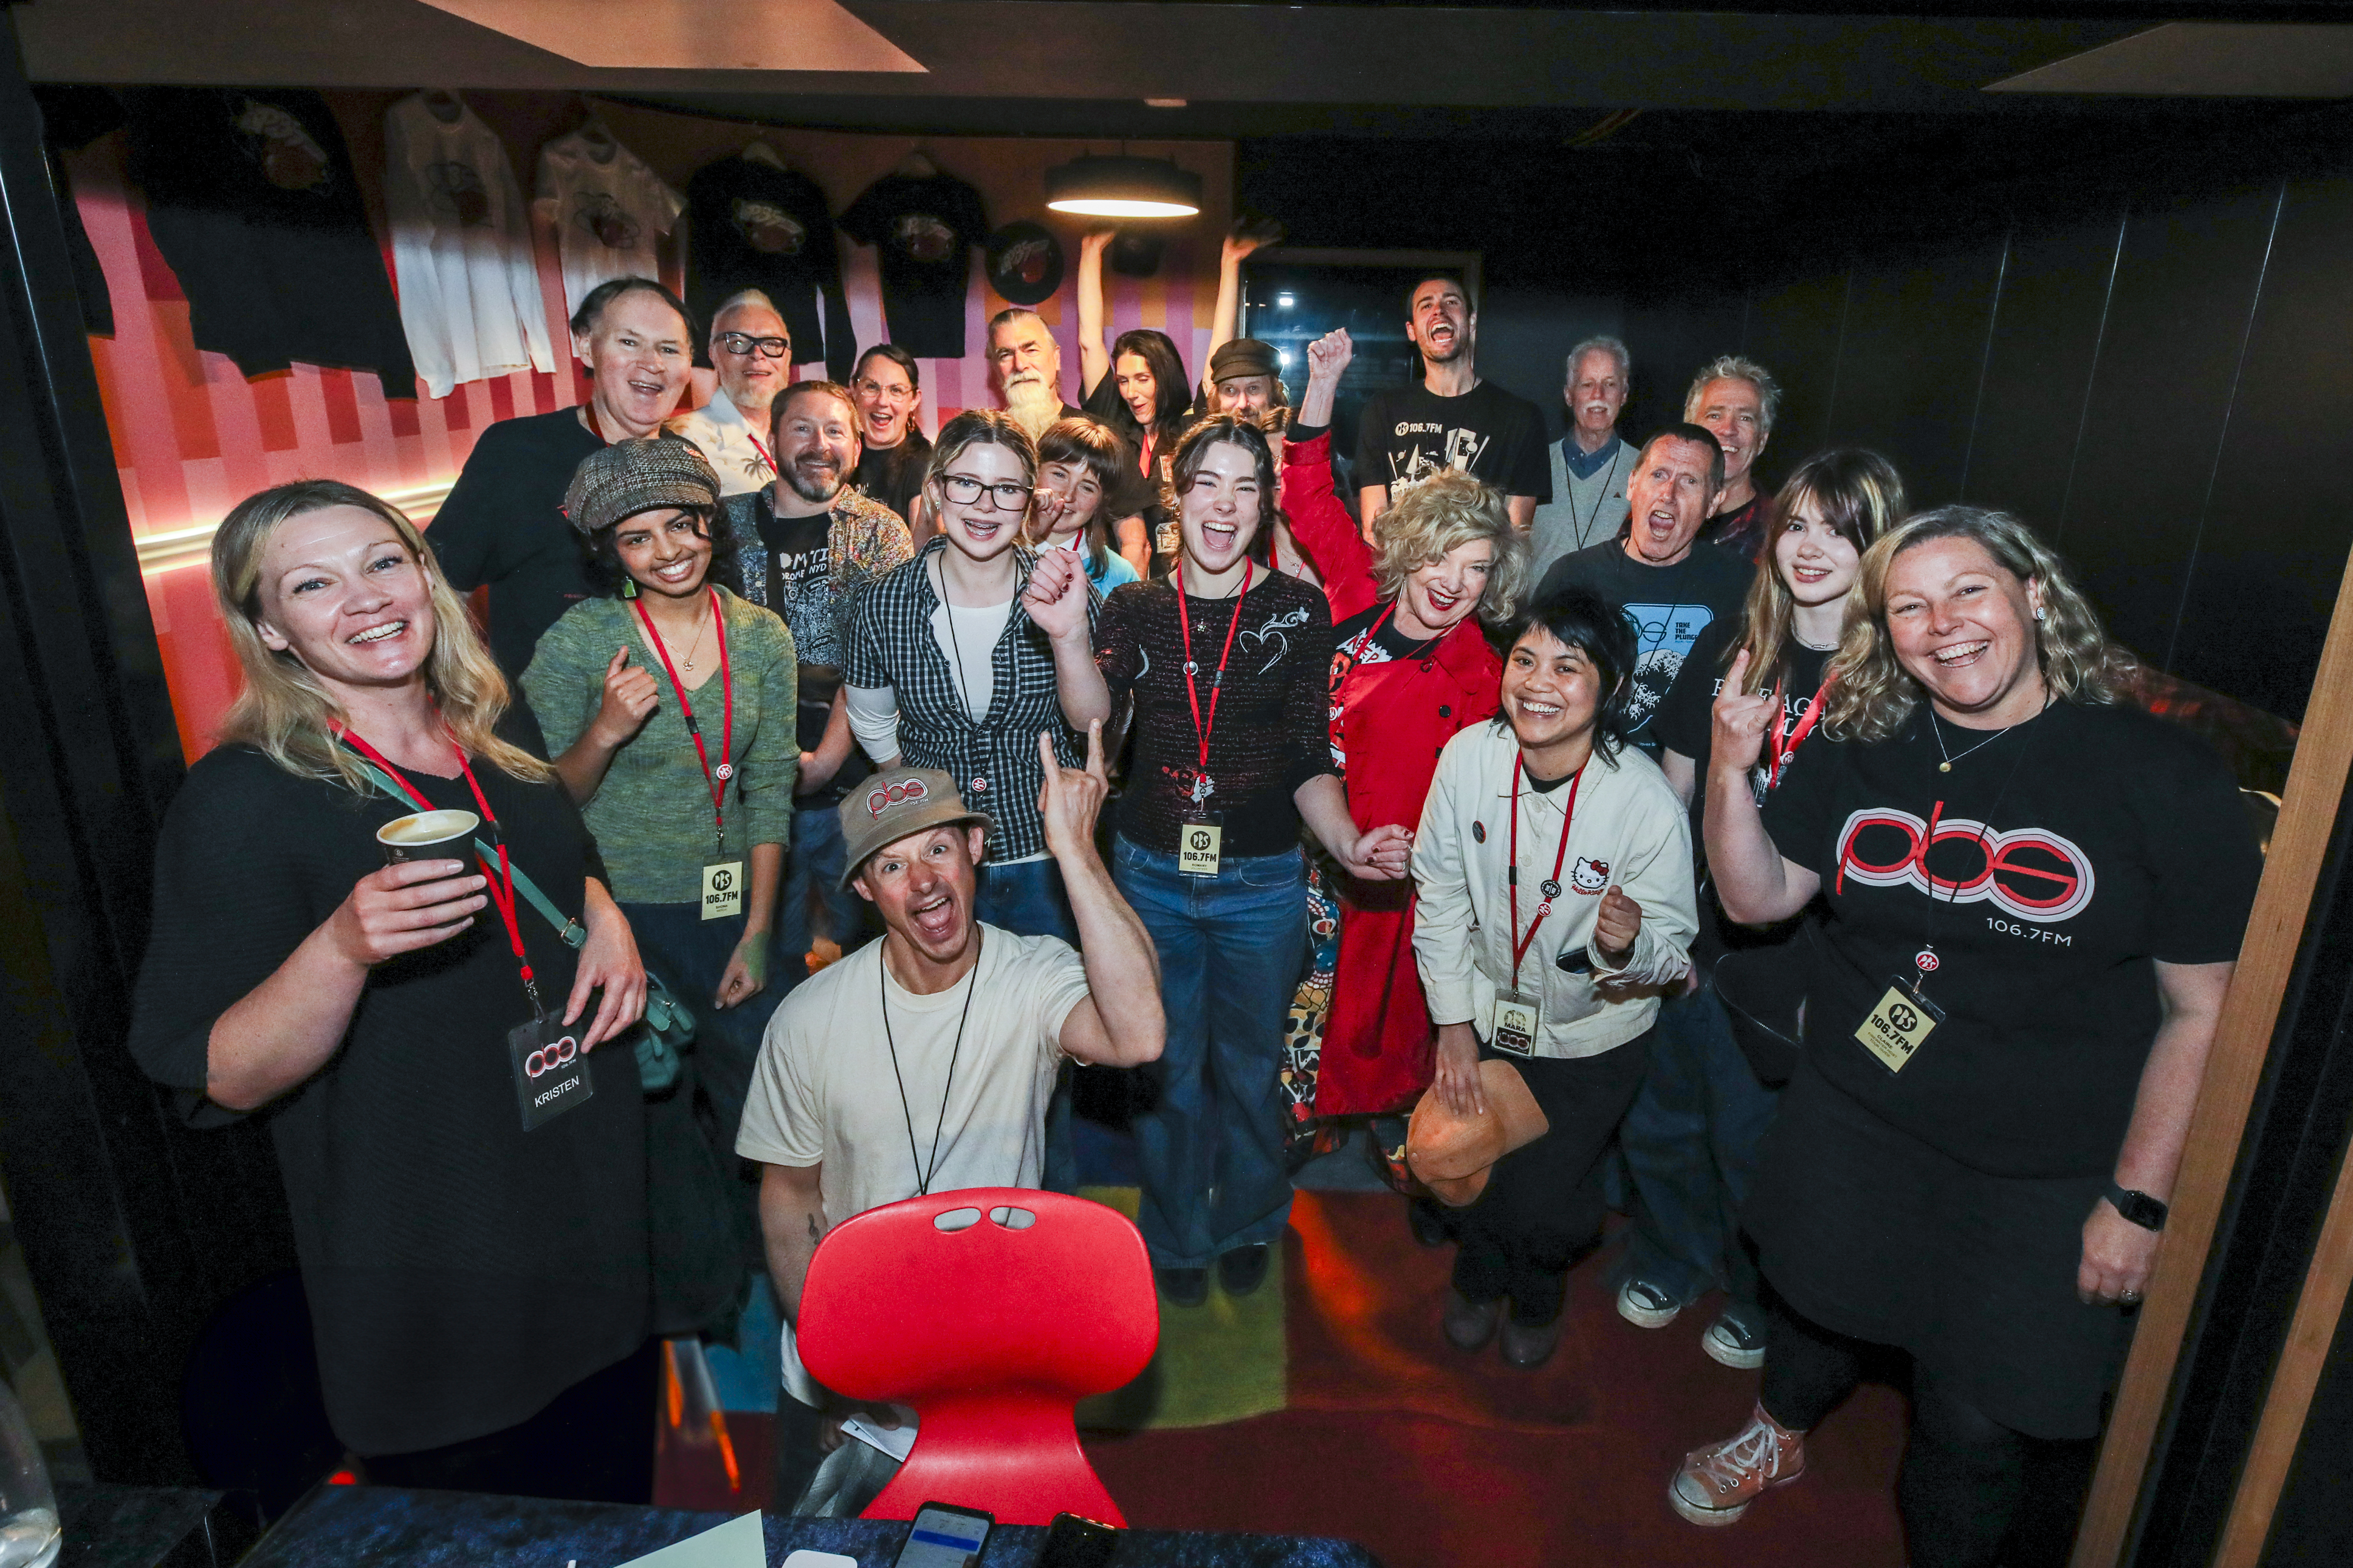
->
xmin=853 ymin=428 xmax=931 ymax=525
xmin=535 ymin=125 xmax=685 ymax=323
xmin=123 ymin=87 xmax=416 ymax=393
xmin=685 ymin=153 xmax=856 ymax=382
xmin=1354 ymin=379 xmax=1551 ymax=504
xmin=839 ymin=171 xmax=990 ymax=359
xmin=1761 ymin=700 xmax=2261 ymax=1177
xmin=384 ymin=93 xmax=553 ymax=400
xmin=1533 ymin=540 xmax=1756 ymax=756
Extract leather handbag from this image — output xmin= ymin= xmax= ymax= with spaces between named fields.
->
xmin=351 ymin=762 xmax=696 ymax=1092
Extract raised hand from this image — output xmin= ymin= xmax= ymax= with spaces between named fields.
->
xmin=1305 ymin=327 xmax=1353 ymax=384
xmin=1709 ymin=647 xmax=1779 ymax=778
xmin=593 ymin=645 xmax=661 ymax=748
xmin=1594 ymin=884 xmax=1643 ymax=964
xmin=1080 ymin=229 xmax=1117 ymax=261
xmin=1037 ymin=721 xmax=1110 ymax=863
xmin=1022 ymin=545 xmax=1091 ymax=643
xmin=1221 ymin=219 xmax=1282 ymax=269
xmin=1341 ymin=821 xmax=1413 ymax=882
xmin=327 ymin=859 xmax=487 ymax=967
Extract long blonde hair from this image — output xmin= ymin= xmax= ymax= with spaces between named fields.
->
xmin=1821 ymin=505 xmax=2134 ymax=744
xmin=211 ymin=479 xmax=554 ymax=789
xmin=1730 ymin=448 xmax=1906 ymax=696
xmin=1370 ymin=469 xmax=1528 ymax=626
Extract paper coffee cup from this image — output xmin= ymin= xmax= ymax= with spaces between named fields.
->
xmin=377 ymin=809 xmax=480 ymax=864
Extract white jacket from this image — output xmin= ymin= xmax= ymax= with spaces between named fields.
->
xmin=668 ymin=388 xmax=778 ymax=496
xmin=1411 ymin=722 xmax=1696 ymax=1058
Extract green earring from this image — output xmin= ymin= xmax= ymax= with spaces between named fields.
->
xmin=621 ymin=577 xmax=639 ymax=600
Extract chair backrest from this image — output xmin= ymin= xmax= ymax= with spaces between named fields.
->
xmin=798 ymin=1187 xmax=1159 ymax=1525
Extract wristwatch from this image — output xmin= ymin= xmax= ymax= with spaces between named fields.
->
xmin=2105 ymin=1182 xmax=2169 ymax=1232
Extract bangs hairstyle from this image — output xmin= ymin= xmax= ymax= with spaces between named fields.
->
xmin=1370 ymin=469 xmax=1527 ymax=627
xmin=1821 ymin=504 xmax=2134 ymax=744
xmin=1168 ymin=414 xmax=1279 ymax=567
xmin=211 ymin=479 xmax=552 ymax=790
xmin=1729 ymin=448 xmax=1906 ymax=697
xmin=583 ymin=505 xmax=746 ymax=600
xmin=1031 ymin=416 xmax=1133 ymax=577
xmin=1107 ymin=329 xmax=1192 ymax=441
xmin=924 ymin=408 xmax=1040 ymax=514
xmin=1501 ymin=584 xmax=1638 ymax=764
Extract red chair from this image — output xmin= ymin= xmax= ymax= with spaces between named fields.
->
xmin=796 ymin=1186 xmax=1159 ymax=1525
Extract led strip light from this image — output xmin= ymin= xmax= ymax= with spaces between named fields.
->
xmin=134 ymin=477 xmax=459 ymax=576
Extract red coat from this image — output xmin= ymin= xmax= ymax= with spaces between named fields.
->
xmin=1283 ymin=433 xmax=1503 ymax=1116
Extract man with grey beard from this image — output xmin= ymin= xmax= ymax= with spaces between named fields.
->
xmin=669 ymin=290 xmax=794 ymax=496
xmin=987 ymin=306 xmax=1081 ymax=442
xmin=723 ymin=380 xmax=915 ymax=993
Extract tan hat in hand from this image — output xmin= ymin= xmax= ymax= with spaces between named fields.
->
xmin=1406 ymin=1060 xmax=1551 ymax=1208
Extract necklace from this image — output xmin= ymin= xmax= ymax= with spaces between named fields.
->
xmin=674 ymin=600 xmax=713 ymax=673
xmin=880 ymin=931 xmax=981 ymax=1197
xmin=1928 ymin=707 xmax=2026 ymax=773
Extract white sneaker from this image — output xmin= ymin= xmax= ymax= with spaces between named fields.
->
xmin=1616 ymin=1278 xmax=1681 ymax=1329
xmin=1671 ymin=1403 xmax=1807 ymax=1526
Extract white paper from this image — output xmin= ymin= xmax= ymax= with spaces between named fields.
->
xmin=613 ymin=1510 xmax=766 ymax=1568
xmin=840 ymin=1409 xmax=918 ymax=1462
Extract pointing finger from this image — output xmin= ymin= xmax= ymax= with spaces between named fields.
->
xmin=1036 ymin=728 xmax=1059 ymax=785
xmin=1085 ymin=717 xmax=1107 ymax=781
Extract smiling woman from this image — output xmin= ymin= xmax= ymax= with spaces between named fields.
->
xmin=126 ymin=478 xmax=659 ymax=1501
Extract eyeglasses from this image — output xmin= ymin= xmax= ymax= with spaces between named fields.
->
xmin=938 ymin=473 xmax=1032 ymax=510
xmin=716 ymin=333 xmax=790 ymax=359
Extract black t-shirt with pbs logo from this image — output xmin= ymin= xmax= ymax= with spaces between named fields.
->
xmin=1760 ymin=698 xmax=2261 ymax=1178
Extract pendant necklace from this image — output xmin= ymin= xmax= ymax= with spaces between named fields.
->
xmin=1928 ymin=702 xmax=2036 ymax=773
xmin=677 ymin=601 xmax=712 ymax=673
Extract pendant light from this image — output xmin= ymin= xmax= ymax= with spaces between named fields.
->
xmin=1044 ymin=154 xmax=1202 ymax=219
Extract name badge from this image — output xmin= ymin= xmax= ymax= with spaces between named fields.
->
xmin=1178 ymin=821 xmax=1223 ymax=877
xmin=1853 ymin=976 xmax=1944 ymax=1075
xmin=702 ymin=860 xmax=744 ymax=920
xmin=508 ymin=1015 xmax=595 ymax=1131
xmin=1493 ymin=991 xmax=1541 ymax=1056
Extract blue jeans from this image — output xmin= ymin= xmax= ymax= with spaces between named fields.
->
xmin=975 ymin=857 xmax=1079 ymax=944
xmin=1618 ymin=981 xmax=1782 ymax=1324
xmin=777 ymin=802 xmax=868 ymax=996
xmin=1114 ymin=835 xmax=1307 ymax=1268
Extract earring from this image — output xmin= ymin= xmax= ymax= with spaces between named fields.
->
xmin=621 ymin=577 xmax=639 ymax=600
xmin=2034 ymin=606 xmax=2045 ymax=621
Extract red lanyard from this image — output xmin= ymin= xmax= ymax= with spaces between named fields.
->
xmin=1174 ymin=560 xmax=1252 ymax=795
xmin=631 ymin=589 xmax=735 ymax=851
xmin=746 ymin=430 xmax=777 ymax=478
xmin=1765 ymin=675 xmax=1832 ymax=789
xmin=340 ymin=727 xmax=541 ymax=1018
xmin=1506 ymin=753 xmax=1584 ymax=991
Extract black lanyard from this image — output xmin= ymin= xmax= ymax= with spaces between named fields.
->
xmin=879 ymin=933 xmax=980 ymax=1196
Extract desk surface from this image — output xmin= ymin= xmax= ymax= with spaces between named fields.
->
xmin=239 ymin=1486 xmax=1384 ymax=1568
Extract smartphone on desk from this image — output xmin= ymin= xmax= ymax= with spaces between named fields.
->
xmin=893 ymin=1502 xmax=994 ymax=1568
xmin=1035 ymin=1512 xmax=1122 ymax=1567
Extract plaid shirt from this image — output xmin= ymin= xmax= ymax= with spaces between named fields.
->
xmin=845 ymin=537 xmax=1100 ymax=861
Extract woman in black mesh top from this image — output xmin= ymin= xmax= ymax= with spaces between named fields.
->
xmin=1067 ymin=414 xmax=1412 ymax=1305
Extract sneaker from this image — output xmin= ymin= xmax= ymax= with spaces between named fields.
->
xmin=1671 ymin=1404 xmax=1807 ymax=1526
xmin=1155 ymin=1266 xmax=1208 ymax=1308
xmin=1617 ymin=1278 xmax=1683 ymax=1329
xmin=1442 ymin=1288 xmax=1502 ymax=1352
xmin=1702 ymin=1312 xmax=1767 ymax=1370
xmin=1217 ymin=1244 xmax=1271 ymax=1297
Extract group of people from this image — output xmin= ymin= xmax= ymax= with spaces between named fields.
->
xmin=129 ymin=248 xmax=2263 ymax=1568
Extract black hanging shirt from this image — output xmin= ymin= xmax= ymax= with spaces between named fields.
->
xmin=123 ymin=88 xmax=416 ymax=394
xmin=685 ymin=155 xmax=857 ymax=383
xmin=839 ymin=171 xmax=989 ymax=359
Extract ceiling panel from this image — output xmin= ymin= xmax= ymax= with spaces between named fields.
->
xmin=1987 ymin=21 xmax=2353 ymax=96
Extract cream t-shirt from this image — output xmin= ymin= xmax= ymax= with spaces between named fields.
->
xmin=737 ymin=923 xmax=1090 ymax=1404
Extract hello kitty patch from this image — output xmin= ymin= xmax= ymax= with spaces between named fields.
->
xmin=1568 ymin=857 xmax=1612 ymax=895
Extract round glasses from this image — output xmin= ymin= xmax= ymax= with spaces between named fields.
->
xmin=938 ymin=473 xmax=1033 ymax=510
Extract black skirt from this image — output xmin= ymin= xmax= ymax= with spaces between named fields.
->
xmin=1744 ymin=1063 xmax=2132 ymax=1439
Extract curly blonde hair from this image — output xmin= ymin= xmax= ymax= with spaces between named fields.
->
xmin=211 ymin=479 xmax=553 ymax=790
xmin=1821 ymin=505 xmax=2134 ymax=744
xmin=1370 ymin=470 xmax=1527 ymax=626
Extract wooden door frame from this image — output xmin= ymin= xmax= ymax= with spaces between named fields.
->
xmin=2072 ymin=543 xmax=2353 ymax=1566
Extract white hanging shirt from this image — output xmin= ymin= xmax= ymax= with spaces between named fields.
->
xmin=534 ymin=125 xmax=686 ymax=322
xmin=383 ymin=93 xmax=554 ymax=399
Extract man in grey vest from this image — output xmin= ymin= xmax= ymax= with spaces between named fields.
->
xmin=1528 ymin=337 xmax=1634 ymax=584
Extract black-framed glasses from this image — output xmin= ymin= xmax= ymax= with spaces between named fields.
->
xmin=938 ymin=473 xmax=1032 ymax=510
xmin=716 ymin=332 xmax=790 ymax=359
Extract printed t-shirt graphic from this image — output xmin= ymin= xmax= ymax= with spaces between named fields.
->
xmin=535 ymin=125 xmax=685 ymax=322
xmin=1353 ymin=380 xmax=1551 ymax=503
xmin=840 ymin=171 xmax=991 ymax=358
xmin=1759 ymin=701 xmax=2262 ymax=1177
xmin=384 ymin=93 xmax=553 ymax=399
xmin=1530 ymin=539 xmax=1754 ymax=757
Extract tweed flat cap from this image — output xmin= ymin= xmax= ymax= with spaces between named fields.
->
xmin=562 ymin=436 xmax=721 ymax=535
